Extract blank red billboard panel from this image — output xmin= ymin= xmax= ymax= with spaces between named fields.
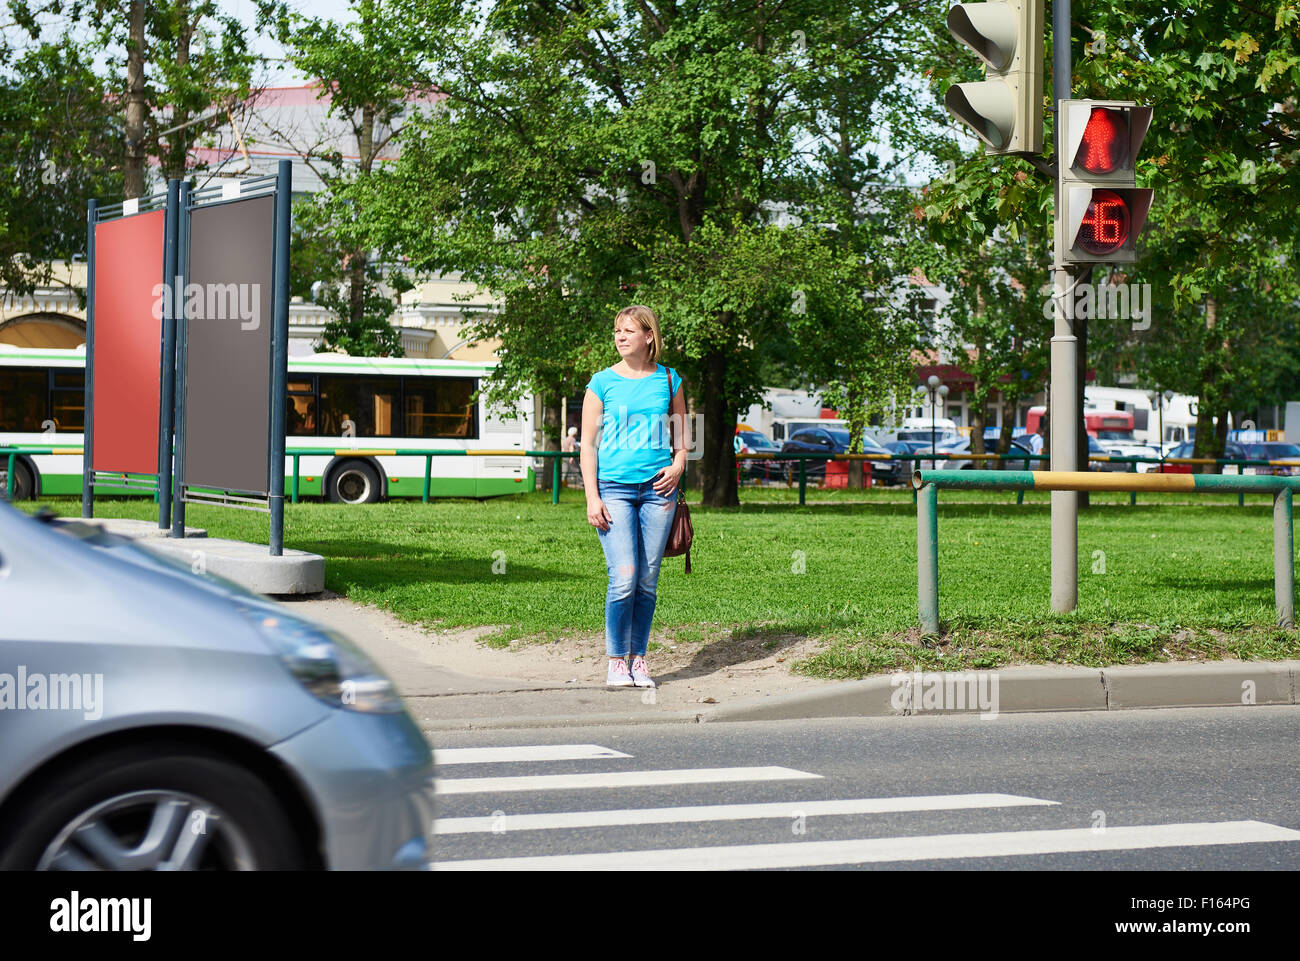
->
xmin=91 ymin=210 xmax=165 ymax=474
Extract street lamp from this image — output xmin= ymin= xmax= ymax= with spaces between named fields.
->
xmin=1161 ymin=389 xmax=1175 ymax=460
xmin=926 ymin=375 xmax=948 ymax=458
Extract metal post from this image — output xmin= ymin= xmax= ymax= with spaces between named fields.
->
xmin=930 ymin=389 xmax=936 ymax=454
xmin=798 ymin=456 xmax=807 ymax=505
xmin=1129 ymin=460 xmax=1137 ymax=506
xmin=1276 ymin=488 xmax=1294 ymax=629
xmin=1050 ymin=0 xmax=1078 ymax=613
xmin=157 ymin=180 xmax=180 ymax=529
xmin=552 ymin=454 xmax=560 ymax=505
xmin=422 ymin=454 xmax=431 ymax=502
xmin=269 ymin=161 xmax=292 ymax=556
xmin=83 ymin=198 xmax=98 ymax=518
xmin=171 ymin=183 xmax=191 ymax=539
xmin=918 ymin=482 xmax=939 ymax=634
xmin=292 ymin=454 xmax=301 ymax=503
xmin=5 ymin=451 xmax=14 ymax=499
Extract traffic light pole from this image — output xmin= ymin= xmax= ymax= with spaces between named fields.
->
xmin=1050 ymin=266 xmax=1079 ymax=612
xmin=1050 ymin=0 xmax=1079 ymax=613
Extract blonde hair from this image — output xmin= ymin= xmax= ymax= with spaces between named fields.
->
xmin=614 ymin=305 xmax=663 ymax=363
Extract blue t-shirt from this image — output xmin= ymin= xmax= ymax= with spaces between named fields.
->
xmin=584 ymin=363 xmax=683 ymax=483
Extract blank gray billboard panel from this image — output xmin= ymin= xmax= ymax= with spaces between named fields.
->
xmin=183 ymin=195 xmax=275 ymax=494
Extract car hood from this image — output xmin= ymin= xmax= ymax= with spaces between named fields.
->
xmin=0 ymin=506 xmax=289 ymax=656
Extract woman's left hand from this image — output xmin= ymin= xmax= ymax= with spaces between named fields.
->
xmin=652 ymin=463 xmax=684 ymax=496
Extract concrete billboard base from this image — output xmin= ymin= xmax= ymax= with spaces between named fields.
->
xmin=139 ymin=536 xmax=325 ymax=595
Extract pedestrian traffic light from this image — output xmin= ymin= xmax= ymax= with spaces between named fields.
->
xmin=944 ymin=0 xmax=1043 ymax=155
xmin=1055 ymin=100 xmax=1154 ymax=265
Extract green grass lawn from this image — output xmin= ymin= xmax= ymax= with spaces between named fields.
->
xmin=18 ymin=484 xmax=1300 ymax=678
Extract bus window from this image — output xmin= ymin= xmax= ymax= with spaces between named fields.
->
xmin=318 ymin=375 xmax=396 ymax=437
xmin=287 ymin=380 xmax=316 ymax=434
xmin=0 ymin=368 xmax=46 ymax=432
xmin=403 ymin=377 xmax=476 ymax=438
xmin=50 ymin=370 xmax=84 ymax=431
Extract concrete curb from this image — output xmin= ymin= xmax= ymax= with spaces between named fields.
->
xmin=419 ymin=710 xmax=703 ymax=732
xmin=699 ymin=660 xmax=1300 ymax=723
xmin=407 ymin=660 xmax=1300 ymax=730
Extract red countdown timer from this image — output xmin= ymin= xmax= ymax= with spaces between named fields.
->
xmin=1078 ymin=188 xmax=1131 ymax=254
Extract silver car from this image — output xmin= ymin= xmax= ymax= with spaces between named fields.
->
xmin=0 ymin=503 xmax=435 ymax=870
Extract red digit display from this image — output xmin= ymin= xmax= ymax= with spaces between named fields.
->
xmin=1078 ymin=189 xmax=1130 ymax=255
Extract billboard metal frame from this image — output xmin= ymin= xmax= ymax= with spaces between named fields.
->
xmin=171 ymin=161 xmax=292 ymax=554
xmin=81 ymin=186 xmax=176 ymax=527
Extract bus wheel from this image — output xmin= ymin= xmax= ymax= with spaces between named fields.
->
xmin=2 ymin=460 xmax=35 ymax=500
xmin=327 ymin=460 xmax=381 ymax=504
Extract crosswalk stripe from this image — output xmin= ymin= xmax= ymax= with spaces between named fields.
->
xmin=433 ymin=745 xmax=631 ymax=765
xmin=433 ymin=793 xmax=1058 ymax=834
xmin=434 ymin=766 xmax=820 ymax=796
xmin=434 ymin=820 xmax=1300 ymax=870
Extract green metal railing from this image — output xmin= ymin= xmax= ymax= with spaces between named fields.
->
xmin=6 ymin=443 xmax=1297 ymax=509
xmin=912 ymin=468 xmax=1300 ymax=634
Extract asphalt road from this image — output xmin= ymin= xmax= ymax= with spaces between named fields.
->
xmin=427 ymin=706 xmax=1300 ymax=870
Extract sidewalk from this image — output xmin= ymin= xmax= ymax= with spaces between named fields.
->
xmin=280 ymin=593 xmax=1300 ymax=731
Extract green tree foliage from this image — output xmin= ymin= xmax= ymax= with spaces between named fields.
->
xmin=0 ymin=40 xmax=121 ymax=296
xmin=351 ymin=0 xmax=948 ymax=505
xmin=264 ymin=0 xmax=423 ymax=356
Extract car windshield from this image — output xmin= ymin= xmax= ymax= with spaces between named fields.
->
xmin=1265 ymin=443 xmax=1300 ymax=458
xmin=1095 ymin=430 xmax=1135 ymax=441
xmin=739 ymin=432 xmax=777 ymax=448
xmin=825 ymin=428 xmax=850 ymax=447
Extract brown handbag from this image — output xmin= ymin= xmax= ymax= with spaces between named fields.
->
xmin=661 ymin=365 xmax=693 ymax=573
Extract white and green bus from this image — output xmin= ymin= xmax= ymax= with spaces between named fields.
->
xmin=0 ymin=345 xmax=537 ymax=501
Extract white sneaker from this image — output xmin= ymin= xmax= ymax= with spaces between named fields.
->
xmin=607 ymin=658 xmax=634 ymax=687
xmin=630 ymin=656 xmax=655 ymax=688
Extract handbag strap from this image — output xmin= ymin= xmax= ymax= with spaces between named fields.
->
xmin=664 ymin=364 xmax=676 ymax=452
xmin=665 ymin=364 xmax=686 ymax=503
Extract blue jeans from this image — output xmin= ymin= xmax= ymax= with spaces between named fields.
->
xmin=595 ymin=478 xmax=677 ymax=658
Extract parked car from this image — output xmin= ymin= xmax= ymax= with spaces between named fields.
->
xmin=894 ymin=428 xmax=961 ymax=447
xmin=918 ymin=437 xmax=1036 ymax=471
xmin=1242 ymin=442 xmax=1300 ymax=476
xmin=1156 ymin=441 xmax=1248 ymax=473
xmin=777 ymin=427 xmax=894 ymax=484
xmin=778 ymin=427 xmax=842 ymax=480
xmin=734 ymin=429 xmax=783 ymax=479
xmin=0 ymin=503 xmax=435 ymax=871
xmin=884 ymin=440 xmax=932 ymax=484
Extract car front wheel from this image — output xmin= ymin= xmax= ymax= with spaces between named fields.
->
xmin=0 ymin=742 xmax=308 ymax=871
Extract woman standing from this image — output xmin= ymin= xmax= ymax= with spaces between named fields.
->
xmin=581 ymin=305 xmax=689 ymax=689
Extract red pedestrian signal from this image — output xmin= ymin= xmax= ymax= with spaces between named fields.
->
xmin=1076 ymin=108 xmax=1129 ymax=175
xmin=1056 ymin=100 xmax=1154 ymax=265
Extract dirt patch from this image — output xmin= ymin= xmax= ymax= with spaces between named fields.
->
xmin=283 ymin=592 xmax=834 ymax=710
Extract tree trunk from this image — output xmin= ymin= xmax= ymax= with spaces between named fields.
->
xmin=846 ymin=383 xmax=864 ymax=488
xmin=1193 ymin=296 xmax=1223 ymax=473
xmin=997 ymin=395 xmax=1016 ymax=466
xmin=124 ymin=0 xmax=148 ymax=199
xmin=699 ymin=348 xmax=739 ymax=507
xmin=348 ymin=102 xmax=377 ymax=327
xmin=539 ymin=395 xmax=562 ymax=491
xmin=970 ymin=394 xmax=986 ymax=456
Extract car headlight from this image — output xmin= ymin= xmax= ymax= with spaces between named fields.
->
xmin=245 ymin=609 xmax=404 ymax=713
